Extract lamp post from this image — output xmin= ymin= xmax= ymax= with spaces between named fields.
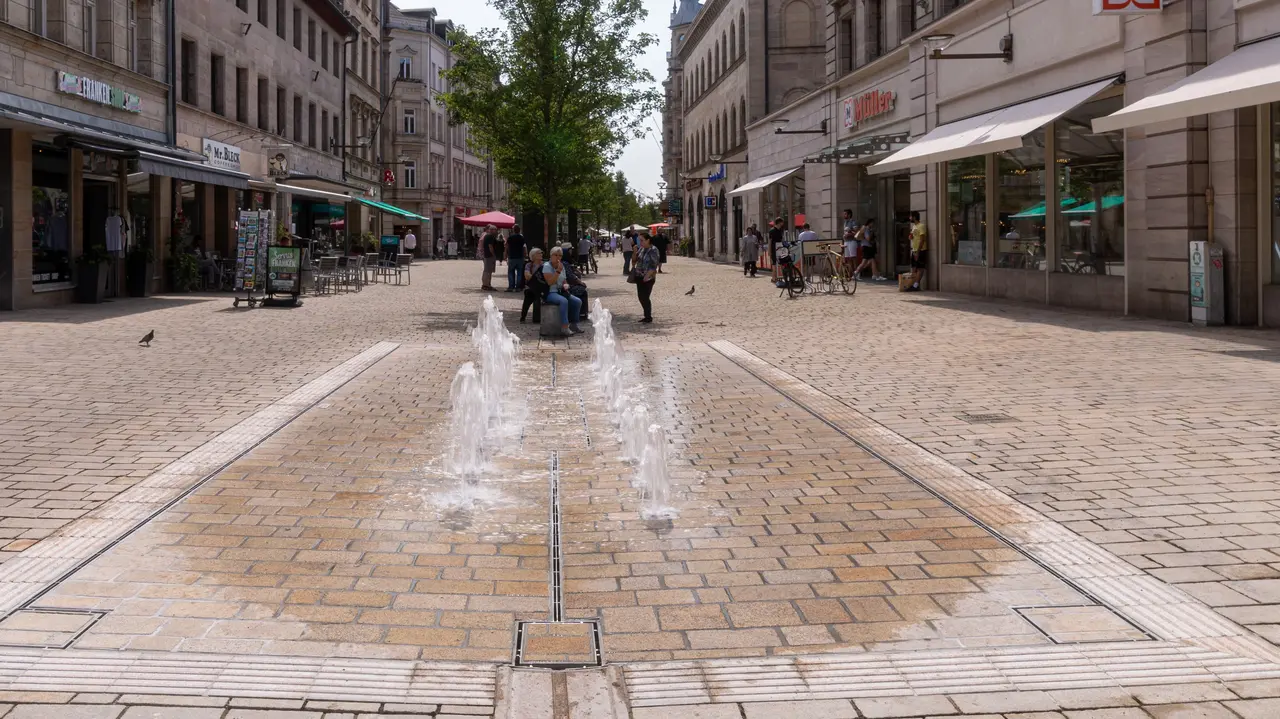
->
xmin=773 ymin=119 xmax=828 ymax=136
xmin=922 ymin=33 xmax=1013 ymax=63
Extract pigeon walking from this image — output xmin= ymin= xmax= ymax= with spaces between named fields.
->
xmin=139 ymin=330 xmax=154 ymax=347
xmin=685 ymin=285 xmax=695 ymax=296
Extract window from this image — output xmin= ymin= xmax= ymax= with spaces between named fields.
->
xmin=305 ymin=19 xmax=315 ymax=60
xmin=292 ymin=7 xmax=301 ymax=51
xmin=236 ymin=0 xmax=247 ymax=12
xmin=127 ymin=0 xmax=137 ymax=71
xmin=307 ymin=104 xmax=315 ymax=149
xmin=321 ymin=30 xmax=328 ymax=69
xmin=276 ymin=86 xmax=286 ymax=136
xmin=321 ymin=109 xmax=328 ymax=149
xmin=866 ymin=0 xmax=885 ymax=61
xmin=1055 ymin=95 xmax=1125 ymax=275
xmin=404 ymin=161 xmax=417 ymax=188
xmin=899 ymin=0 xmax=917 ymax=39
xmin=946 ymin=156 xmax=987 ymax=266
xmin=995 ymin=130 xmax=1046 ymax=270
xmin=235 ymin=67 xmax=248 ymax=124
xmin=333 ymin=40 xmax=340 ymax=77
xmin=1274 ymin=103 xmax=1280 ymax=284
xmin=82 ymin=0 xmax=96 ymax=56
xmin=31 ymin=146 xmax=71 ymax=287
xmin=403 ymin=108 xmax=416 ymax=134
xmin=399 ymin=57 xmax=411 ymax=79
xmin=839 ymin=16 xmax=854 ymax=74
xmin=783 ymin=0 xmax=812 ymax=47
xmin=332 ymin=114 xmax=340 ymax=154
xmin=293 ymin=94 xmax=302 ymax=141
xmin=942 ymin=0 xmax=971 ymax=12
xmin=257 ymin=0 xmax=267 ymax=25
xmin=210 ymin=53 xmax=226 ymax=115
xmin=276 ymin=0 xmax=285 ymax=39
xmin=360 ymin=39 xmax=368 ymax=81
xmin=30 ymin=0 xmax=45 ymax=37
xmin=181 ymin=39 xmax=197 ymax=105
xmin=257 ymin=77 xmax=270 ymax=131
xmin=739 ymin=10 xmax=746 ymax=56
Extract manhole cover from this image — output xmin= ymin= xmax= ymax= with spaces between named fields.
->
xmin=957 ymin=412 xmax=1016 ymax=424
xmin=0 ymin=609 xmax=105 ymax=649
xmin=513 ymin=620 xmax=601 ymax=668
xmin=1015 ymin=605 xmax=1152 ymax=644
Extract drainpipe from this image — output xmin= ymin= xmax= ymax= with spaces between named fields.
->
xmin=762 ymin=3 xmax=769 ymax=115
xmin=165 ymin=0 xmax=176 ymax=146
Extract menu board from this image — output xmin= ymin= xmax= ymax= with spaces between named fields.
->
xmin=267 ymin=246 xmax=302 ymax=295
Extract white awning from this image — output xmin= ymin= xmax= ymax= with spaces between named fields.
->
xmin=1093 ymin=37 xmax=1280 ymax=133
xmin=727 ymin=166 xmax=802 ymax=196
xmin=277 ymin=183 xmax=352 ymax=202
xmin=869 ymin=77 xmax=1119 ymax=176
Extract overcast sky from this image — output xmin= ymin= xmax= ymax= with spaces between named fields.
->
xmin=395 ymin=0 xmax=671 ymax=201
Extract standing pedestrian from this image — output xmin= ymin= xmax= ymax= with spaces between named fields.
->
xmin=480 ymin=224 xmax=499 ymax=291
xmin=506 ymin=224 xmax=526 ymax=291
xmin=654 ymin=232 xmax=669 ymax=273
xmin=404 ymin=228 xmax=417 ymax=258
xmin=621 ymin=231 xmax=635 ymax=275
xmin=907 ymin=211 xmax=927 ymax=292
xmin=520 ymin=248 xmax=546 ymax=323
xmin=797 ymin=223 xmax=819 ymax=245
xmin=843 ymin=209 xmax=857 ymax=236
xmin=741 ymin=225 xmax=759 ymax=277
xmin=632 ymin=233 xmax=660 ymax=323
xmin=767 ymin=217 xmax=785 ymax=267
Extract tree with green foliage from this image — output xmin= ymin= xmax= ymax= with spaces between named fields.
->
xmin=442 ymin=0 xmax=661 ymax=239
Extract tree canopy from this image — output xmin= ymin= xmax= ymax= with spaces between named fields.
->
xmin=442 ymin=0 xmax=660 ymax=232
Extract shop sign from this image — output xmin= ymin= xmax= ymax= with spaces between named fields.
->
xmin=842 ymin=89 xmax=895 ymax=129
xmin=383 ymin=168 xmax=395 ymax=185
xmin=201 ymin=138 xmax=242 ymax=172
xmin=268 ymin=153 xmax=289 ymax=178
xmin=1189 ymin=241 xmax=1206 ymax=308
xmin=267 ymin=246 xmax=302 ymax=296
xmin=704 ymin=196 xmax=718 ymax=209
xmin=1092 ymin=0 xmax=1162 ymax=13
xmin=708 ymin=164 xmax=727 ymax=183
xmin=56 ymin=71 xmax=142 ymax=113
xmin=668 ymin=198 xmax=683 ymax=215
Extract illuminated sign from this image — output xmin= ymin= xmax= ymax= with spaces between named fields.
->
xmin=56 ymin=71 xmax=142 ymax=113
xmin=1092 ymin=0 xmax=1162 ymax=13
xmin=842 ymin=89 xmax=896 ymax=129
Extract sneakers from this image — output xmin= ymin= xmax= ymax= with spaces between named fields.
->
xmin=904 ymin=285 xmax=921 ymax=292
xmin=640 ymin=317 xmax=653 ymax=324
xmin=569 ymin=324 xmax=583 ymax=334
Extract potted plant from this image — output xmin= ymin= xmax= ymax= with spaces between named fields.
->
xmin=74 ymin=243 xmax=111 ymax=304
xmin=125 ymin=242 xmax=154 ymax=297
xmin=680 ymin=237 xmax=694 ymax=257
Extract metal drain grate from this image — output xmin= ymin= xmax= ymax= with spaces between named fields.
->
xmin=958 ymin=412 xmax=1017 ymax=424
xmin=513 ymin=620 xmax=602 ymax=669
xmin=548 ymin=451 xmax=564 ymax=621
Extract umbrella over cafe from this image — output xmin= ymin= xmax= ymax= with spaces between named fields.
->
xmin=624 ymin=224 xmax=648 ymax=232
xmin=459 ymin=211 xmax=516 ymax=229
xmin=649 ymin=222 xmax=671 ymax=233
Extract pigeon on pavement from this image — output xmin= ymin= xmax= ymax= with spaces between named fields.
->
xmin=139 ymin=330 xmax=154 ymax=347
xmin=685 ymin=286 xmax=695 ymax=296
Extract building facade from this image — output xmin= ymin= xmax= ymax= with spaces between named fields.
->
xmin=674 ymin=0 xmax=1280 ymax=326
xmin=382 ymin=4 xmax=508 ymax=255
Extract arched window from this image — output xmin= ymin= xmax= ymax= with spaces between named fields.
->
xmin=721 ymin=31 xmax=728 ymax=68
xmin=783 ymin=87 xmax=808 ymax=105
xmin=740 ymin=96 xmax=747 ymax=135
xmin=739 ymin=10 xmax=746 ymax=56
xmin=783 ymin=0 xmax=813 ymax=47
xmin=730 ymin=24 xmax=737 ymax=62
xmin=729 ymin=106 xmax=737 ymax=147
xmin=715 ymin=118 xmax=721 ymax=155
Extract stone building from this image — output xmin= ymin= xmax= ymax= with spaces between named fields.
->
xmin=661 ymin=0 xmax=699 ymax=242
xmin=382 ymin=4 xmax=508 ymax=256
xmin=716 ymin=0 xmax=1280 ymax=326
xmin=670 ymin=0 xmax=825 ymax=262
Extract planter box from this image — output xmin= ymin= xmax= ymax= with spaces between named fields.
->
xmin=74 ymin=264 xmax=109 ymax=304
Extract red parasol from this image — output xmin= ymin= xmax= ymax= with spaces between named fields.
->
xmin=458 ymin=211 xmax=516 ymax=229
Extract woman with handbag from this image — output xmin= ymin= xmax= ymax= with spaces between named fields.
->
xmin=630 ymin=234 xmax=660 ymax=324
xmin=542 ymin=246 xmax=583 ymax=335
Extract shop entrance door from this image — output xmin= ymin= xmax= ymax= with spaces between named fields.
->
xmin=884 ymin=173 xmax=911 ymax=276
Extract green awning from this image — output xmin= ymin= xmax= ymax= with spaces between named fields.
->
xmin=1063 ymin=195 xmax=1125 ymax=214
xmin=358 ymin=198 xmax=430 ymax=222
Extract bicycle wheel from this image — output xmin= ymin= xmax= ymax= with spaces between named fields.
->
xmin=843 ymin=270 xmax=858 ymax=295
xmin=786 ymin=265 xmax=804 ymax=299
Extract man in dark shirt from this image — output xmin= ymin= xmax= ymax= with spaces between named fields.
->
xmin=506 ymin=224 xmax=526 ymax=292
xmin=654 ymin=233 xmax=670 ymax=273
xmin=768 ymin=217 xmax=785 ymax=267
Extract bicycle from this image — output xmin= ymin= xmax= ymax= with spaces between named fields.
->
xmin=819 ymin=244 xmax=858 ymax=295
xmin=775 ymin=241 xmax=806 ymax=299
xmin=1060 ymin=251 xmax=1098 ymax=274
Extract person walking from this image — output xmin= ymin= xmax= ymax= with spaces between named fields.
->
xmin=632 ymin=233 xmax=660 ymax=324
xmin=853 ymin=218 xmax=884 ymax=280
xmin=480 ymin=224 xmax=499 ymax=291
xmin=654 ymin=232 xmax=670 ymax=273
xmin=741 ymin=225 xmax=760 ymax=277
xmin=404 ymin=228 xmax=417 ymax=258
xmin=907 ymin=211 xmax=928 ymax=292
xmin=506 ymin=224 xmax=526 ymax=292
xmin=621 ymin=231 xmax=635 ymax=275
xmin=520 ymin=248 xmax=546 ymax=323
xmin=542 ymin=246 xmax=583 ymax=335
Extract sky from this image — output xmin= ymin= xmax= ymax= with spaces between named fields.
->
xmin=396 ymin=0 xmax=671 ymax=201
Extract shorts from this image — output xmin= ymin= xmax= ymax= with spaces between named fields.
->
xmin=911 ymin=250 xmax=928 ymax=269
xmin=861 ymin=245 xmax=878 ymax=260
xmin=483 ymin=257 xmax=497 ymax=273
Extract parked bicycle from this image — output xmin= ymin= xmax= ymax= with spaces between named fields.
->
xmin=817 ymin=242 xmax=858 ymax=295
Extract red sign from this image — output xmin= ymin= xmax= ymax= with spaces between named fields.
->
xmin=1092 ymin=0 xmax=1162 ymax=14
xmin=842 ymin=90 xmax=896 ymax=129
xmin=383 ymin=169 xmax=395 ymax=185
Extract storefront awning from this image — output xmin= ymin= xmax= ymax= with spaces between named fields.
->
xmin=727 ymin=166 xmax=802 ymax=196
xmin=1092 ymin=37 xmax=1280 ymax=132
xmin=136 ymin=151 xmax=250 ymax=190
xmin=869 ymin=77 xmax=1120 ymax=176
xmin=277 ymin=183 xmax=353 ymax=202
xmin=1063 ymin=196 xmax=1125 ymax=214
xmin=358 ymin=198 xmax=429 ymax=222
xmin=0 ymin=106 xmax=206 ymax=163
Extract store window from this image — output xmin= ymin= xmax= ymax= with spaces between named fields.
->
xmin=403 ymin=108 xmax=416 ymax=135
xmin=32 ymin=145 xmax=71 ymax=287
xmin=995 ymin=129 xmax=1047 ymax=270
xmin=1055 ymin=94 xmax=1125 ymax=275
xmin=1272 ymin=102 xmax=1280 ymax=284
xmin=946 ymin=156 xmax=987 ymax=265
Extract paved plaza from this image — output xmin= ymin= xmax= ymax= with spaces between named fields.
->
xmin=0 ymin=257 xmax=1278 ymax=717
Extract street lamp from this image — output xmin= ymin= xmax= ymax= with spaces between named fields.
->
xmin=773 ymin=119 xmax=828 ymax=136
xmin=924 ymin=32 xmax=1013 ymax=63
xmin=710 ymin=153 xmax=749 ymax=165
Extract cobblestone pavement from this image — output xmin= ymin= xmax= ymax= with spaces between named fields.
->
xmin=0 ymin=256 xmax=1279 ymax=716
